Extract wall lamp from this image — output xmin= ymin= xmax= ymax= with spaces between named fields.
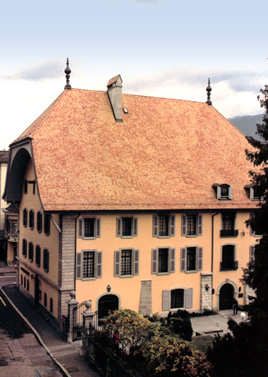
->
xmin=205 ymin=284 xmax=209 ymax=291
xmin=107 ymin=285 xmax=111 ymax=292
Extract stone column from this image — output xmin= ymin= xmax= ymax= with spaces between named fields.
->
xmin=81 ymin=301 xmax=95 ymax=356
xmin=201 ymin=273 xmax=213 ymax=311
xmin=67 ymin=290 xmax=79 ymax=343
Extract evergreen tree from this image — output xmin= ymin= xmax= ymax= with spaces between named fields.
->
xmin=208 ymin=83 xmax=268 ymax=377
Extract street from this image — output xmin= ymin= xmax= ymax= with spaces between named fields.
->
xmin=0 ymin=273 xmax=64 ymax=377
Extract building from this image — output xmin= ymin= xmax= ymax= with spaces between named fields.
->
xmin=0 ymin=150 xmax=9 ymax=261
xmin=3 ymin=64 xmax=258 ymax=332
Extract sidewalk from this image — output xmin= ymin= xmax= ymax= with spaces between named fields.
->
xmin=0 ymin=265 xmax=100 ymax=377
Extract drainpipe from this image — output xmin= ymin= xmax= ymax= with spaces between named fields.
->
xmin=211 ymin=212 xmax=219 ymax=292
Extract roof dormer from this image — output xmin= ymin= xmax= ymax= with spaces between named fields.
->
xmin=213 ymin=183 xmax=232 ymax=200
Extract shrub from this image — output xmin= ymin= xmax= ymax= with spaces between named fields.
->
xmin=101 ymin=308 xmax=212 ymax=376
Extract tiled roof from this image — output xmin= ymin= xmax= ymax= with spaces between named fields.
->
xmin=12 ymin=88 xmax=257 ymax=211
xmin=0 ymin=150 xmax=9 ymax=163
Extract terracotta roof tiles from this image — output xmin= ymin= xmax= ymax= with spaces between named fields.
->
xmin=12 ymin=88 xmax=257 ymax=211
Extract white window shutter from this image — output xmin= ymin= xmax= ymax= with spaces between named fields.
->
xmin=116 ymin=218 xmax=121 ymax=237
xmin=114 ymin=250 xmax=120 ymax=276
xmin=198 ymin=215 xmax=202 ymax=235
xmin=133 ymin=218 xmax=138 ymax=236
xmin=249 ymin=187 xmax=254 ymax=200
xmin=198 ymin=247 xmax=203 ymax=270
xmin=162 ymin=290 xmax=170 ymax=311
xmin=228 ymin=186 xmax=233 ymax=200
xmin=97 ymin=251 xmax=102 ymax=277
xmin=170 ymin=215 xmax=175 ymax=236
xmin=185 ymin=288 xmax=193 ymax=309
xmin=78 ymin=220 xmax=83 ymax=238
xmin=96 ymin=219 xmax=101 ymax=237
xmin=180 ymin=248 xmax=186 ymax=271
xmin=153 ymin=216 xmax=158 ymax=237
xmin=216 ymin=185 xmax=221 ymax=199
xmin=134 ymin=249 xmax=139 ymax=275
xmin=152 ymin=249 xmax=158 ymax=274
xmin=76 ymin=252 xmax=82 ymax=279
xmin=170 ymin=248 xmax=176 ymax=273
xmin=181 ymin=215 xmax=187 ymax=236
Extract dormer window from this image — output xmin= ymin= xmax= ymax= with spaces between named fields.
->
xmin=244 ymin=185 xmax=264 ymax=201
xmin=213 ymin=184 xmax=232 ymax=200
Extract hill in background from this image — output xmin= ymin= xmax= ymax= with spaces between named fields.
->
xmin=228 ymin=114 xmax=263 ymax=139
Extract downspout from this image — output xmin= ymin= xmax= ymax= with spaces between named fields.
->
xmin=74 ymin=213 xmax=80 ymax=292
xmin=211 ymin=212 xmax=219 ymax=292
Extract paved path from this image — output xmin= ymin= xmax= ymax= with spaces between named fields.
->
xmin=191 ymin=310 xmax=248 ymax=336
xmin=0 ymin=263 xmax=100 ymax=377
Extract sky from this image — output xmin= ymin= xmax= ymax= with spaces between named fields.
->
xmin=1 ymin=0 xmax=268 ymax=149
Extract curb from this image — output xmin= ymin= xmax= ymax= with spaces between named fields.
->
xmin=0 ymin=286 xmax=72 ymax=377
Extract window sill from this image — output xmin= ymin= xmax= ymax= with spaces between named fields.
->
xmin=80 ymin=277 xmax=97 ymax=281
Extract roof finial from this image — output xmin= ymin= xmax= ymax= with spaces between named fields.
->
xmin=206 ymin=78 xmax=212 ymax=105
xmin=64 ymin=58 xmax=72 ymax=90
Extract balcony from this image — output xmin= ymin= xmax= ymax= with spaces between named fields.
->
xmin=220 ymin=229 xmax=239 ymax=237
xmin=220 ymin=261 xmax=238 ymax=271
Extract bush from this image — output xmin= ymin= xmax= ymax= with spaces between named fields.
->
xmin=101 ymin=309 xmax=212 ymax=376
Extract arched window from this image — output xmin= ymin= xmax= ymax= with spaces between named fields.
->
xmin=29 ymin=210 xmax=35 ymax=229
xmin=43 ymin=249 xmax=49 ymax=272
xmin=35 ymin=245 xmax=41 ymax=267
xmin=23 ymin=209 xmax=28 ymax=227
xmin=37 ymin=212 xmax=43 ymax=233
xmin=29 ymin=242 xmax=34 ymax=262
xmin=44 ymin=293 xmax=47 ymax=308
xmin=50 ymin=298 xmax=53 ymax=313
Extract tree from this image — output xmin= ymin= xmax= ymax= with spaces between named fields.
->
xmin=208 ymin=83 xmax=268 ymax=377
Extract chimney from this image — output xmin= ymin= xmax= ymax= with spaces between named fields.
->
xmin=107 ymin=74 xmax=123 ymax=122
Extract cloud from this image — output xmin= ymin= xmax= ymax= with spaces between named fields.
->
xmin=2 ymin=61 xmax=63 ymax=81
xmin=127 ymin=68 xmax=266 ymax=95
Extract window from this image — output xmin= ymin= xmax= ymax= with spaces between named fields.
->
xmin=28 ymin=180 xmax=36 ymax=195
xmin=50 ymin=298 xmax=53 ymax=313
xmin=29 ymin=210 xmax=34 ymax=229
xmin=76 ymin=250 xmax=102 ymax=279
xmin=220 ymin=245 xmax=238 ymax=270
xmin=181 ymin=214 xmax=202 ymax=236
xmin=171 ymin=289 xmax=184 ymax=309
xmin=44 ymin=293 xmax=47 ymax=308
xmin=114 ymin=249 xmax=139 ymax=277
xmin=151 ymin=248 xmax=175 ymax=274
xmin=23 ymin=209 xmax=28 ymax=227
xmin=22 ymin=239 xmax=27 ymax=257
xmin=245 ymin=185 xmax=264 ymax=201
xmin=220 ymin=213 xmax=238 ymax=237
xmin=249 ymin=213 xmax=263 ymax=237
xmin=180 ymin=247 xmax=203 ymax=272
xmin=29 ymin=242 xmax=34 ymax=262
xmin=162 ymin=288 xmax=193 ymax=311
xmin=43 ymin=249 xmax=49 ymax=272
xmin=116 ymin=217 xmax=138 ymax=237
xmin=78 ymin=218 xmax=101 ymax=239
xmin=36 ymin=245 xmax=41 ymax=267
xmin=44 ymin=214 xmax=50 ymax=236
xmin=153 ymin=214 xmax=175 ymax=237
xmin=37 ymin=212 xmax=42 ymax=233
xmin=213 ymin=184 xmax=232 ymax=200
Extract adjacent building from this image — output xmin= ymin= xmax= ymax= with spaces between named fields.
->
xmin=3 ymin=67 xmax=258 ymax=332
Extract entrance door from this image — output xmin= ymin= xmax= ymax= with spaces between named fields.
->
xmin=219 ymin=283 xmax=234 ymax=310
xmin=98 ymin=294 xmax=119 ymax=321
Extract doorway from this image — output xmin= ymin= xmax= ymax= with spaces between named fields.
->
xmin=219 ymin=283 xmax=234 ymax=310
xmin=98 ymin=294 xmax=119 ymax=321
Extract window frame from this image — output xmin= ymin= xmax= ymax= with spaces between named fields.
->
xmin=29 ymin=209 xmax=35 ymax=230
xmin=114 ymin=248 xmax=139 ymax=277
xmin=220 ymin=244 xmax=238 ymax=271
xmin=151 ymin=247 xmax=175 ymax=275
xmin=78 ymin=217 xmax=101 ymax=239
xmin=153 ymin=214 xmax=175 ymax=238
xmin=220 ymin=212 xmax=238 ymax=237
xmin=76 ymin=250 xmax=102 ymax=280
xmin=181 ymin=214 xmax=202 ymax=237
xmin=43 ymin=248 xmax=49 ymax=273
xmin=116 ymin=217 xmax=138 ymax=238
xmin=162 ymin=288 xmax=193 ymax=311
xmin=213 ymin=184 xmax=233 ymax=200
xmin=180 ymin=246 xmax=203 ymax=273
